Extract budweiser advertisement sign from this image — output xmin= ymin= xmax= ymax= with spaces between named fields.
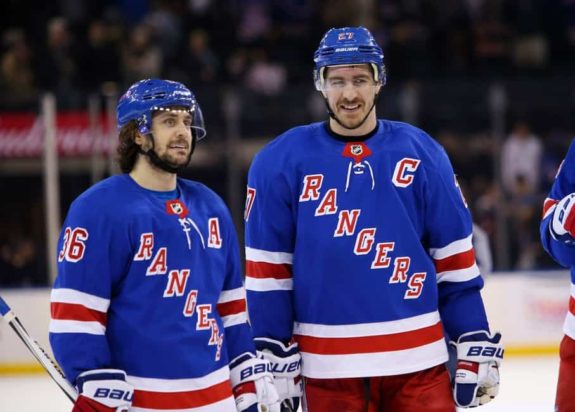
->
xmin=0 ymin=112 xmax=115 ymax=158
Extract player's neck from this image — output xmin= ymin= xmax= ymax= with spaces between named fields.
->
xmin=329 ymin=112 xmax=378 ymax=137
xmin=129 ymin=159 xmax=177 ymax=191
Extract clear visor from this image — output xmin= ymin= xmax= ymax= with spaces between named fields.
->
xmin=152 ymin=105 xmax=207 ymax=140
xmin=315 ymin=64 xmax=381 ymax=92
xmin=191 ymin=105 xmax=206 ymax=141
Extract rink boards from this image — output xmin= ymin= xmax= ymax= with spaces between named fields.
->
xmin=0 ymin=270 xmax=569 ymax=374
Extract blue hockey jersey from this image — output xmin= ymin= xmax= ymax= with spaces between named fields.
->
xmin=245 ymin=121 xmax=489 ymax=378
xmin=50 ymin=174 xmax=253 ymax=411
xmin=541 ymin=139 xmax=575 ymax=340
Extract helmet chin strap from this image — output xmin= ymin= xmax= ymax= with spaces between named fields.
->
xmin=324 ymin=91 xmax=381 ymax=131
xmin=139 ymin=133 xmax=195 ymax=174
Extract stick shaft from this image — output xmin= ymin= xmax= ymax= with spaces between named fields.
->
xmin=0 ymin=295 xmax=77 ymax=402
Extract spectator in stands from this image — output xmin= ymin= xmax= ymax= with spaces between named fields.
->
xmin=506 ymin=0 xmax=549 ymax=72
xmin=35 ymin=17 xmax=82 ymax=109
xmin=472 ymin=5 xmax=513 ymax=75
xmin=0 ymin=236 xmax=44 ymax=287
xmin=501 ymin=120 xmax=543 ymax=197
xmin=171 ymin=29 xmax=219 ymax=89
xmin=244 ymin=47 xmax=286 ymax=96
xmin=237 ymin=1 xmax=272 ymax=44
xmin=509 ymin=174 xmax=543 ymax=269
xmin=501 ymin=121 xmax=544 ymax=269
xmin=0 ymin=29 xmax=36 ymax=109
xmin=145 ymin=0 xmax=186 ymax=65
xmin=121 ymin=24 xmax=162 ymax=86
xmin=77 ymin=20 xmax=121 ymax=93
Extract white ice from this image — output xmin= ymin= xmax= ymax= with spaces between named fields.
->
xmin=0 ymin=356 xmax=559 ymax=411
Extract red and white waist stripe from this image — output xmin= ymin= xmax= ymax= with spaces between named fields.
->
xmin=294 ymin=311 xmax=448 ymax=378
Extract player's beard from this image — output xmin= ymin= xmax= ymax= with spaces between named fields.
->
xmin=143 ymin=136 xmax=193 ymax=172
xmin=332 ymin=97 xmax=375 ymax=130
xmin=157 ymin=144 xmax=192 ymax=169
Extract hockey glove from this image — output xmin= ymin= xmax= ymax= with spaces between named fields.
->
xmin=255 ymin=338 xmax=303 ymax=412
xmin=230 ymin=353 xmax=281 ymax=412
xmin=451 ymin=331 xmax=503 ymax=408
xmin=551 ymin=193 xmax=575 ymax=243
xmin=73 ymin=369 xmax=133 ymax=412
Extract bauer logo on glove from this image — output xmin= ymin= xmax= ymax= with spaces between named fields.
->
xmin=464 ymin=344 xmax=504 ymax=359
xmin=451 ymin=330 xmax=504 ymax=408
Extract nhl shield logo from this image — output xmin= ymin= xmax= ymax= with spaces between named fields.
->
xmin=170 ymin=203 xmax=183 ymax=215
xmin=166 ymin=199 xmax=189 ymax=218
xmin=351 ymin=144 xmax=363 ymax=156
xmin=342 ymin=142 xmax=372 ymax=163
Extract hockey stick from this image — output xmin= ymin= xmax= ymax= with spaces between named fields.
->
xmin=0 ymin=295 xmax=77 ymax=402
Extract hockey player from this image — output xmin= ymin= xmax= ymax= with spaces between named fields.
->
xmin=244 ymin=27 xmax=503 ymax=411
xmin=49 ymin=79 xmax=280 ymax=412
xmin=540 ymin=140 xmax=575 ymax=411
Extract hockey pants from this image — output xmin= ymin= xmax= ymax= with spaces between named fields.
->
xmin=556 ymin=334 xmax=575 ymax=412
xmin=302 ymin=364 xmax=455 ymax=412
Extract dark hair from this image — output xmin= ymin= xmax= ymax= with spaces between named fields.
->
xmin=117 ymin=121 xmax=141 ymax=173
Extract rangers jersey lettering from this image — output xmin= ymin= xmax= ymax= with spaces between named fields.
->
xmin=245 ymin=120 xmax=488 ymax=379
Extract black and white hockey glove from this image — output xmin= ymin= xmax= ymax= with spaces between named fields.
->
xmin=230 ymin=353 xmax=280 ymax=412
xmin=73 ymin=369 xmax=133 ymax=412
xmin=451 ymin=331 xmax=503 ymax=408
xmin=255 ymin=338 xmax=303 ymax=411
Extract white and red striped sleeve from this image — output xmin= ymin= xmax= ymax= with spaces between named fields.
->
xmin=430 ymin=234 xmax=480 ymax=283
xmin=50 ymin=288 xmax=109 ymax=335
xmin=244 ymin=247 xmax=293 ymax=292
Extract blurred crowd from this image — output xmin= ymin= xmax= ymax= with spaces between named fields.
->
xmin=1 ymin=0 xmax=574 ymax=109
xmin=1 ymin=0 xmax=575 ymax=285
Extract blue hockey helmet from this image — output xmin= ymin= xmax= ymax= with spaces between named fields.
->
xmin=313 ymin=26 xmax=386 ymax=90
xmin=116 ymin=78 xmax=206 ymax=140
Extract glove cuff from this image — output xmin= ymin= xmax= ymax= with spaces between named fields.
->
xmin=76 ymin=369 xmax=128 ymax=392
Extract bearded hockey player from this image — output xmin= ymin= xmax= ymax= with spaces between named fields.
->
xmin=244 ymin=27 xmax=503 ymax=411
xmin=50 ymin=79 xmax=280 ymax=412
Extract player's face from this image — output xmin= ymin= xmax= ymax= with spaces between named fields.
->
xmin=147 ymin=110 xmax=194 ymax=168
xmin=322 ymin=64 xmax=380 ymax=134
